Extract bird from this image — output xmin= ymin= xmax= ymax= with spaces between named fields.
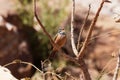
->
xmin=49 ymin=28 xmax=67 ymax=58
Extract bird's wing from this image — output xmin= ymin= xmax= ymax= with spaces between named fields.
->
xmin=54 ymin=33 xmax=63 ymax=44
xmin=53 ymin=32 xmax=58 ymax=41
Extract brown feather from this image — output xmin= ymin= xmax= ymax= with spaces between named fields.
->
xmin=48 ymin=29 xmax=66 ymax=59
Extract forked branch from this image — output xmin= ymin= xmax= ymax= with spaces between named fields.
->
xmin=78 ymin=0 xmax=111 ymax=59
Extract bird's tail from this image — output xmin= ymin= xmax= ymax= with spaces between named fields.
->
xmin=48 ymin=50 xmax=57 ymax=59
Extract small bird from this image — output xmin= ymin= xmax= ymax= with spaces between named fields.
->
xmin=49 ymin=28 xmax=67 ymax=58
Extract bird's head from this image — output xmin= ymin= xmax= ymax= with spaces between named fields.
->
xmin=58 ymin=28 xmax=66 ymax=35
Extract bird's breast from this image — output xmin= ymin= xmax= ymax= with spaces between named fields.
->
xmin=54 ymin=34 xmax=66 ymax=48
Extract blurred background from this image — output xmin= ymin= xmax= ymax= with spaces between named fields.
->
xmin=0 ymin=0 xmax=120 ymax=80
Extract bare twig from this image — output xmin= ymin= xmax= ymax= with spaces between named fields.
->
xmin=43 ymin=72 xmax=63 ymax=80
xmin=97 ymin=58 xmax=116 ymax=80
xmin=77 ymin=4 xmax=91 ymax=51
xmin=87 ymin=30 xmax=120 ymax=46
xmin=78 ymin=0 xmax=111 ymax=59
xmin=3 ymin=59 xmax=64 ymax=80
xmin=71 ymin=0 xmax=78 ymax=56
xmin=34 ymin=0 xmax=56 ymax=48
xmin=65 ymin=72 xmax=76 ymax=80
xmin=113 ymin=50 xmax=120 ymax=80
xmin=3 ymin=59 xmax=43 ymax=73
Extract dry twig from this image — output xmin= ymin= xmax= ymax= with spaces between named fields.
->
xmin=77 ymin=4 xmax=91 ymax=51
xmin=71 ymin=0 xmax=78 ymax=56
xmin=3 ymin=59 xmax=43 ymax=73
xmin=113 ymin=50 xmax=120 ymax=80
xmin=97 ymin=58 xmax=116 ymax=80
xmin=65 ymin=72 xmax=76 ymax=80
xmin=34 ymin=0 xmax=56 ymax=48
xmin=3 ymin=60 xmax=63 ymax=80
xmin=78 ymin=0 xmax=111 ymax=59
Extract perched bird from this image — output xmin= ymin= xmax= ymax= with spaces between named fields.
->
xmin=49 ymin=28 xmax=67 ymax=58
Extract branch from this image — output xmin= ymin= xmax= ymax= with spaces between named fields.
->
xmin=77 ymin=4 xmax=91 ymax=51
xmin=78 ymin=58 xmax=91 ymax=80
xmin=65 ymin=72 xmax=76 ymax=80
xmin=78 ymin=0 xmax=111 ymax=59
xmin=113 ymin=50 xmax=120 ymax=80
xmin=71 ymin=0 xmax=78 ymax=56
xmin=60 ymin=51 xmax=91 ymax=80
xmin=34 ymin=0 xmax=55 ymax=47
xmin=3 ymin=60 xmax=63 ymax=80
xmin=3 ymin=59 xmax=43 ymax=73
xmin=43 ymin=72 xmax=63 ymax=80
xmin=70 ymin=1 xmax=92 ymax=80
xmin=97 ymin=58 xmax=115 ymax=80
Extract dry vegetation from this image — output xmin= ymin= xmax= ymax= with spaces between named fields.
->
xmin=0 ymin=0 xmax=120 ymax=80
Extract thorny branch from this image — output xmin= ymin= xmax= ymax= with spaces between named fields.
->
xmin=78 ymin=0 xmax=111 ymax=59
xmin=65 ymin=72 xmax=77 ymax=80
